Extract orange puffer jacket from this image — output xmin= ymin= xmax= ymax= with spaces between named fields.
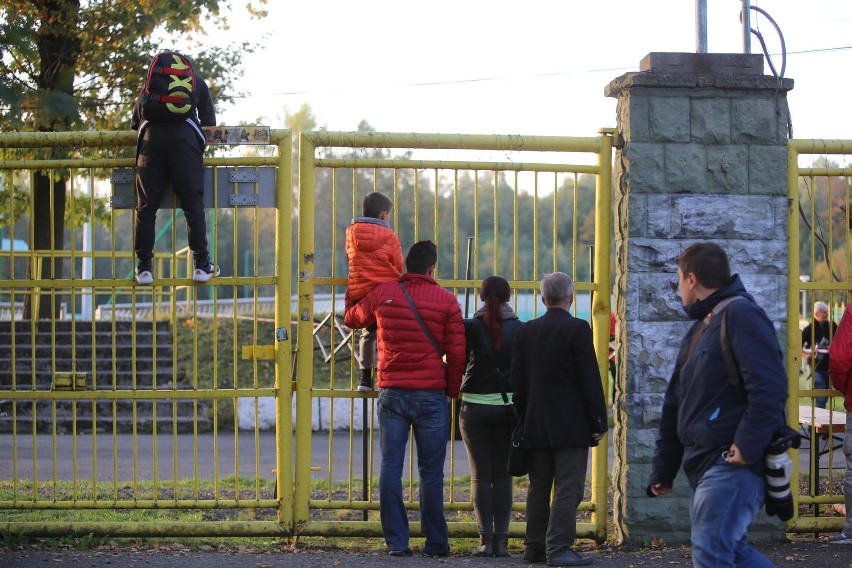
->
xmin=344 ymin=273 xmax=466 ymax=398
xmin=829 ymin=304 xmax=852 ymax=411
xmin=345 ymin=218 xmax=404 ymax=302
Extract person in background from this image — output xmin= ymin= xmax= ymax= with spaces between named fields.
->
xmin=802 ymin=301 xmax=837 ymax=409
xmin=647 ymin=242 xmax=787 ymax=567
xmin=344 ymin=192 xmax=404 ymax=392
xmin=511 ymin=272 xmax=608 ymax=567
xmin=827 ymin=302 xmax=852 ymax=544
xmin=459 ymin=276 xmax=523 ymax=557
xmin=344 ymin=240 xmax=465 ymax=558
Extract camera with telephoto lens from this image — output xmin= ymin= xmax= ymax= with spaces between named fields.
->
xmin=763 ymin=426 xmax=801 ymax=521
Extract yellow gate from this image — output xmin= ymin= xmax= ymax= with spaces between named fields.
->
xmin=0 ymin=130 xmax=294 ymax=537
xmin=787 ymin=139 xmax=852 ymax=534
xmin=295 ymin=131 xmax=614 ymax=540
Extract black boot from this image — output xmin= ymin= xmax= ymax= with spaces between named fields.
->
xmin=357 ymin=368 xmax=373 ymax=392
xmin=493 ymin=534 xmax=509 ymax=557
xmin=475 ymin=534 xmax=493 ymax=557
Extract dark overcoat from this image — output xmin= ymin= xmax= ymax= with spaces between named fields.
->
xmin=511 ymin=307 xmax=608 ymax=448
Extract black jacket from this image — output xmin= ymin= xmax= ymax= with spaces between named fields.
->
xmin=460 ymin=306 xmax=522 ymax=396
xmin=802 ymin=319 xmax=837 ymax=374
xmin=648 ymin=275 xmax=788 ymax=490
xmin=510 ymin=307 xmax=608 ymax=449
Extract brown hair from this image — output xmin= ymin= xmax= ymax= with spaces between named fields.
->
xmin=480 ymin=275 xmax=511 ymax=349
xmin=677 ymin=242 xmax=731 ymax=289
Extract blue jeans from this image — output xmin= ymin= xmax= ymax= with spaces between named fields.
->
xmin=378 ymin=388 xmax=449 ymax=554
xmin=691 ymin=461 xmax=774 ymax=568
xmin=814 ymin=368 xmax=829 ymax=409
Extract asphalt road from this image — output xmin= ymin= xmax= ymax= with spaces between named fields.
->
xmin=0 ymin=538 xmax=850 ymax=568
xmin=0 ymin=429 xmax=843 ymax=484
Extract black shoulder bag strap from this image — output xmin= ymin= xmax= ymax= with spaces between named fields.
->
xmin=475 ymin=319 xmax=512 ymax=406
xmin=718 ymin=297 xmax=746 ymax=399
xmin=399 ymin=282 xmax=444 ymax=363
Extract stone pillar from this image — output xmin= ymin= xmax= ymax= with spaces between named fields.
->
xmin=604 ymin=53 xmax=793 ymax=545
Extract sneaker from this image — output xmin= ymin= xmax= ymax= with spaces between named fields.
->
xmin=192 ymin=262 xmax=220 ymax=283
xmin=422 ymin=548 xmax=449 ymax=558
xmin=523 ymin=548 xmax=547 ymax=564
xmin=135 ymin=268 xmax=153 ymax=285
xmin=357 ymin=377 xmax=373 ymax=392
xmin=388 ymin=548 xmax=413 ymax=557
xmin=828 ymin=531 xmax=852 ymax=544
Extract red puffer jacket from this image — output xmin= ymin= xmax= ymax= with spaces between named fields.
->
xmin=829 ymin=303 xmax=852 ymax=411
xmin=344 ymin=272 xmax=466 ymax=398
xmin=345 ymin=219 xmax=404 ymax=302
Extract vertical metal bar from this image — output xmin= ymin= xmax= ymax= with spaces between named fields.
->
xmin=556 ymin=174 xmax=562 ymax=274
xmin=513 ymin=171 xmax=519 ymax=286
xmin=492 ymin=171 xmax=499 ymax=273
xmin=696 ymin=0 xmax=708 ymax=53
xmin=295 ymin=133 xmax=317 ymax=528
xmin=591 ymin=131 xmax=613 ymax=539
xmin=787 ymin=141 xmax=802 ymax=518
xmin=742 ymin=0 xmax=752 ymax=54
xmin=533 ymin=173 xmax=539 ymax=316
xmin=275 ymin=129 xmax=294 ymax=530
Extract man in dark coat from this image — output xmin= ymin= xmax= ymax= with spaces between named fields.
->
xmin=511 ymin=272 xmax=608 ymax=567
xmin=647 ymin=242 xmax=787 ymax=567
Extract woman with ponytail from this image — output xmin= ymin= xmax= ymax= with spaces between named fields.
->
xmin=459 ymin=275 xmax=523 ymax=557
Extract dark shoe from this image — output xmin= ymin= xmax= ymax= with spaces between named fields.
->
xmin=357 ymin=368 xmax=373 ymax=392
xmin=388 ymin=548 xmax=413 ymax=557
xmin=523 ymin=548 xmax=547 ymax=563
xmin=547 ymin=548 xmax=593 ymax=566
xmin=422 ymin=549 xmax=449 ymax=558
xmin=192 ymin=262 xmax=220 ymax=283
xmin=474 ymin=534 xmax=493 ymax=557
xmin=494 ymin=534 xmax=509 ymax=557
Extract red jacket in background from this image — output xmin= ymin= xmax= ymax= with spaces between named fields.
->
xmin=344 ymin=272 xmax=466 ymax=398
xmin=345 ymin=218 xmax=403 ymax=302
xmin=829 ymin=304 xmax=852 ymax=411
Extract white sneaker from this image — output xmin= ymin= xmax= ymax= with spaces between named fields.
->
xmin=192 ymin=263 xmax=220 ymax=283
xmin=135 ymin=270 xmax=153 ymax=285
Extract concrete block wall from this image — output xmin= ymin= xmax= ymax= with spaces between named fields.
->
xmin=605 ymin=53 xmax=794 ymax=545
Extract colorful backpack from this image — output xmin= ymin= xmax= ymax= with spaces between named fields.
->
xmin=140 ymin=51 xmax=198 ymax=122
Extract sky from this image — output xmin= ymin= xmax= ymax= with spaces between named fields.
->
xmin=215 ymin=1 xmax=851 ymax=142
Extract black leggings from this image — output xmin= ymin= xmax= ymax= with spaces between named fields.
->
xmin=459 ymin=401 xmax=514 ymax=536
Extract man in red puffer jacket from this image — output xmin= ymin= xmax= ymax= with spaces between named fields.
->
xmin=345 ymin=240 xmax=465 ymax=558
xmin=827 ymin=303 xmax=852 ymax=544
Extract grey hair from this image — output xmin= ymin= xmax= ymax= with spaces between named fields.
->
xmin=814 ymin=301 xmax=829 ymax=314
xmin=540 ymin=272 xmax=574 ymax=306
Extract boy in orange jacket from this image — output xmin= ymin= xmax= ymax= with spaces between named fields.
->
xmin=345 ymin=192 xmax=404 ymax=391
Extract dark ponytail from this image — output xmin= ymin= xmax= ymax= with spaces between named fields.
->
xmin=480 ymin=275 xmax=511 ymax=349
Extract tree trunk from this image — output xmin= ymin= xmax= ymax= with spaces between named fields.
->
xmin=22 ymin=0 xmax=81 ymax=321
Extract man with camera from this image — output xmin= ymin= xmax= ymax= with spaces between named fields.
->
xmin=647 ymin=242 xmax=788 ymax=567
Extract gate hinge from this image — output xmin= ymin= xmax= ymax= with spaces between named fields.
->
xmin=241 ymin=345 xmax=276 ymax=360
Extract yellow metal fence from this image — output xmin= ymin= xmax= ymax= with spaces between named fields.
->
xmin=787 ymin=139 xmax=852 ymax=534
xmin=0 ymin=130 xmax=294 ymax=536
xmin=295 ymin=131 xmax=614 ymax=539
